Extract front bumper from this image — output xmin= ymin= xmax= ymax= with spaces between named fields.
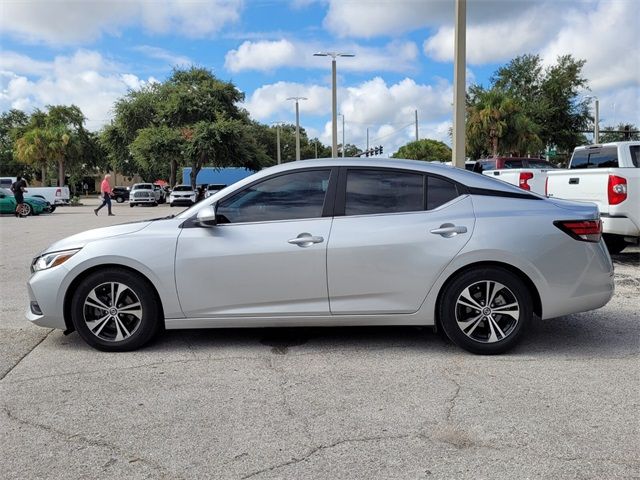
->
xmin=25 ymin=267 xmax=68 ymax=330
xmin=170 ymin=196 xmax=196 ymax=205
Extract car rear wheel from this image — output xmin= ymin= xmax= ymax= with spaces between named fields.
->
xmin=603 ymin=234 xmax=627 ymax=255
xmin=116 ymin=197 xmax=124 ymax=203
xmin=70 ymin=268 xmax=162 ymax=351
xmin=130 ymin=203 xmax=135 ymax=207
xmin=439 ymin=267 xmax=532 ymax=355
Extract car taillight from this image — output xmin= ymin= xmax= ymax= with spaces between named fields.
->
xmin=55 ymin=188 xmax=61 ymax=197
xmin=608 ymin=175 xmax=627 ymax=205
xmin=519 ymin=172 xmax=534 ymax=190
xmin=554 ymin=219 xmax=602 ymax=243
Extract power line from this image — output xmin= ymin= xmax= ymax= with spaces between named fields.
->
xmin=370 ymin=122 xmax=414 ymax=144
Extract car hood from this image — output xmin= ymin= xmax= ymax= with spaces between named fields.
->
xmin=43 ymin=221 xmax=152 ymax=253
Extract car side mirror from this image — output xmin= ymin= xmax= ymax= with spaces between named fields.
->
xmin=195 ymin=204 xmax=217 ymax=227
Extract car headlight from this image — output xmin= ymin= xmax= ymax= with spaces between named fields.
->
xmin=31 ymin=248 xmax=81 ymax=273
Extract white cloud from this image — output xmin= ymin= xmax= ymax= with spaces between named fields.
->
xmin=243 ymin=76 xmax=454 ymax=154
xmin=0 ymin=0 xmax=243 ymax=45
xmin=540 ymin=0 xmax=639 ymax=91
xmin=133 ymin=46 xmax=192 ymax=67
xmin=0 ymin=50 xmax=156 ymax=130
xmin=323 ymin=0 xmax=539 ymax=38
xmin=424 ymin=3 xmax=562 ymax=64
xmin=225 ymin=39 xmax=419 ymax=73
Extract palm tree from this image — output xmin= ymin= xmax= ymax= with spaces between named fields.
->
xmin=14 ymin=127 xmax=51 ymax=184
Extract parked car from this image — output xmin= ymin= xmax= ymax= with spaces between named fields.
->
xmin=0 ymin=188 xmax=48 ymax=216
xmin=546 ymin=141 xmax=640 ymax=253
xmin=204 ymin=183 xmax=227 ymax=198
xmin=0 ymin=178 xmax=71 ymax=206
xmin=111 ymin=186 xmax=130 ymax=203
xmin=26 ymin=159 xmax=614 ymax=354
xmin=169 ymin=185 xmax=197 ymax=206
xmin=129 ymin=183 xmax=159 ymax=207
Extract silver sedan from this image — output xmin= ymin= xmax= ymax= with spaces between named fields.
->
xmin=26 ymin=159 xmax=614 ymax=354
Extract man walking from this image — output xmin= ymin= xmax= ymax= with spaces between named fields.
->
xmin=94 ymin=174 xmax=115 ymax=216
xmin=11 ymin=175 xmax=27 ymax=218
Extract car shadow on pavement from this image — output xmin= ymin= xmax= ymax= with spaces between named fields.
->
xmin=611 ymin=250 xmax=640 ymax=267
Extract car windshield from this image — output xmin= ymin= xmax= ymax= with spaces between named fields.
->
xmin=207 ymin=184 xmax=226 ymax=191
xmin=173 ymin=186 xmax=192 ymax=192
xmin=134 ymin=184 xmax=153 ymax=190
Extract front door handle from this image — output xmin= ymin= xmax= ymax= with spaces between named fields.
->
xmin=288 ymin=233 xmax=324 ymax=247
xmin=430 ymin=223 xmax=467 ymax=238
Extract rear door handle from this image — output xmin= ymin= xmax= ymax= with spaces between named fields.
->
xmin=430 ymin=223 xmax=468 ymax=238
xmin=288 ymin=233 xmax=324 ymax=247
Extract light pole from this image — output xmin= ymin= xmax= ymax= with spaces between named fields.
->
xmin=339 ymin=113 xmax=345 ymax=157
xmin=271 ymin=121 xmax=284 ymax=164
xmin=313 ymin=52 xmax=355 ymax=158
xmin=452 ymin=0 xmax=466 ymax=169
xmin=287 ymin=97 xmax=307 ymax=161
xmin=586 ymin=96 xmax=600 ymax=144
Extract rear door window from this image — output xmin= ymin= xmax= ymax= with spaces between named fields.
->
xmin=628 ymin=145 xmax=639 ymax=167
xmin=427 ymin=177 xmax=459 ymax=210
xmin=344 ymin=169 xmax=424 ymax=216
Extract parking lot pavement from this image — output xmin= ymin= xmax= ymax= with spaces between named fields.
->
xmin=1 ymin=200 xmax=638 ymax=480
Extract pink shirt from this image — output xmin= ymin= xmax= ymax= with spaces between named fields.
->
xmin=100 ymin=179 xmax=112 ymax=194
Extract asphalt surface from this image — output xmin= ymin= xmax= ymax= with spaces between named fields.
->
xmin=1 ymin=198 xmax=638 ymax=480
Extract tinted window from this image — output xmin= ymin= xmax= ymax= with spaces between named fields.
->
xmin=135 ymin=184 xmax=153 ymax=190
xmin=174 ymin=186 xmax=193 ymax=192
xmin=570 ymin=151 xmax=589 ymax=169
xmin=504 ymin=159 xmax=523 ymax=168
xmin=427 ymin=177 xmax=459 ymax=210
xmin=479 ymin=160 xmax=497 ymax=171
xmin=217 ymin=170 xmax=330 ymax=223
xmin=588 ymin=147 xmax=618 ymax=168
xmin=630 ymin=145 xmax=640 ymax=167
xmin=345 ymin=169 xmax=424 ymax=216
xmin=526 ymin=160 xmax=555 ymax=169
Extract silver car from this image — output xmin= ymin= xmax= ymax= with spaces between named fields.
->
xmin=26 ymin=159 xmax=614 ymax=354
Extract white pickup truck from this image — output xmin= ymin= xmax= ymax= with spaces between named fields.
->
xmin=0 ymin=177 xmax=70 ymax=206
xmin=546 ymin=141 xmax=640 ymax=254
xmin=477 ymin=157 xmax=557 ymax=195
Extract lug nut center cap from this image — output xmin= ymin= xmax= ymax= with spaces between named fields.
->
xmin=109 ymin=307 xmax=118 ymax=315
xmin=482 ymin=307 xmax=491 ymax=315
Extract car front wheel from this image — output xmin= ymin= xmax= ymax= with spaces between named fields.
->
xmin=438 ymin=267 xmax=532 ymax=355
xmin=70 ymin=268 xmax=162 ymax=351
xmin=18 ymin=203 xmax=32 ymax=216
xmin=116 ymin=197 xmax=124 ymax=203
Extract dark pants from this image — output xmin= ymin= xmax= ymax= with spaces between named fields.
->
xmin=96 ymin=194 xmax=112 ymax=214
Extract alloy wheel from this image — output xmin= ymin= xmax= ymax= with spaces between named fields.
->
xmin=83 ymin=281 xmax=143 ymax=342
xmin=454 ymin=280 xmax=520 ymax=343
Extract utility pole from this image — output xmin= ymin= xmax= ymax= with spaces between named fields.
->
xmin=340 ymin=113 xmax=345 ymax=158
xmin=594 ymin=98 xmax=600 ymax=144
xmin=287 ymin=97 xmax=307 ymax=161
xmin=452 ymin=0 xmax=466 ymax=169
xmin=415 ymin=109 xmax=419 ymax=142
xmin=313 ymin=52 xmax=355 ymax=158
xmin=272 ymin=121 xmax=283 ymax=164
xmin=366 ymin=127 xmax=369 ymax=151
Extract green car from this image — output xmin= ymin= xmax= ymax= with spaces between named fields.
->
xmin=0 ymin=187 xmax=48 ymax=216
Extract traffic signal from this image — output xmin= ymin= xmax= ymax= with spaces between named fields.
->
xmin=374 ymin=146 xmax=379 ymax=155
xmin=379 ymin=145 xmax=383 ymax=155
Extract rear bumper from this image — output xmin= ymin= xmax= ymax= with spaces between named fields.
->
xmin=602 ymin=215 xmax=640 ymax=238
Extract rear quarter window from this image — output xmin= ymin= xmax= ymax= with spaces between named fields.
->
xmin=629 ymin=145 xmax=640 ymax=167
xmin=427 ymin=176 xmax=459 ymax=210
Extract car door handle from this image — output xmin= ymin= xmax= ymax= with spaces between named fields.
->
xmin=430 ymin=224 xmax=467 ymax=238
xmin=288 ymin=233 xmax=324 ymax=247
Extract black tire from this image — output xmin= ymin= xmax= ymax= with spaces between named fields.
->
xmin=438 ymin=267 xmax=532 ymax=355
xmin=603 ymin=234 xmax=627 ymax=255
xmin=48 ymin=205 xmax=56 ymax=213
xmin=130 ymin=203 xmax=135 ymax=208
xmin=70 ymin=268 xmax=162 ymax=351
xmin=116 ymin=196 xmax=124 ymax=204
xmin=170 ymin=203 xmax=174 ymax=207
xmin=152 ymin=202 xmax=158 ymax=207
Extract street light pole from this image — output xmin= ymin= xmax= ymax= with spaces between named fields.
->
xmin=452 ymin=0 xmax=466 ymax=169
xmin=313 ymin=52 xmax=354 ymax=158
xmin=287 ymin=97 xmax=307 ymax=161
xmin=271 ymin=121 xmax=284 ymax=164
xmin=339 ymin=113 xmax=345 ymax=157
xmin=586 ymin=96 xmax=600 ymax=144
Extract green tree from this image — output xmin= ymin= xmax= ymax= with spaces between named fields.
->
xmin=491 ymin=54 xmax=590 ymax=153
xmin=393 ymin=138 xmax=452 ymax=161
xmin=599 ymin=123 xmax=640 ymax=142
xmin=130 ymin=126 xmax=185 ymax=184
xmin=0 ymin=109 xmax=30 ymax=178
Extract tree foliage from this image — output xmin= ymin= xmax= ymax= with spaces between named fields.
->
xmin=599 ymin=123 xmax=639 ymax=143
xmin=467 ymin=54 xmax=590 ymax=158
xmin=393 ymin=138 xmax=452 ymax=162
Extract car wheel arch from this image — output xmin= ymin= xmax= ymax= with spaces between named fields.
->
xmin=434 ymin=261 xmax=542 ymax=331
xmin=62 ymin=263 xmax=165 ymax=334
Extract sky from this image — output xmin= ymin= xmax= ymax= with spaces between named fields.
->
xmin=1 ymin=0 xmax=639 ymax=155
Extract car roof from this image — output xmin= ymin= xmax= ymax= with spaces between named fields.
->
xmin=574 ymin=141 xmax=640 ymax=151
xmin=230 ymin=157 xmax=532 ymax=195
